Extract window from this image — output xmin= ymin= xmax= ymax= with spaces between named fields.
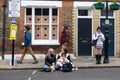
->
xmin=26 ymin=8 xmax=32 ymax=15
xmin=78 ymin=10 xmax=88 ymax=16
xmin=43 ymin=9 xmax=49 ymax=15
xmin=25 ymin=8 xmax=59 ymax=45
xmin=35 ymin=8 xmax=49 ymax=40
xmin=52 ymin=9 xmax=58 ymax=16
xmin=26 ymin=8 xmax=32 ymax=29
xmin=101 ymin=10 xmax=114 ymax=17
xmin=78 ymin=10 xmax=92 ymax=16
xmin=52 ymin=8 xmax=58 ymax=40
xmin=35 ymin=8 xmax=41 ymax=15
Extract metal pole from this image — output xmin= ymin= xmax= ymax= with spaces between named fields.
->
xmin=2 ymin=0 xmax=6 ymax=60
xmin=103 ymin=0 xmax=110 ymax=64
xmin=12 ymin=40 xmax=15 ymax=66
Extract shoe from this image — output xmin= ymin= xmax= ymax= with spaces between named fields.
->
xmin=98 ymin=55 xmax=102 ymax=64
xmin=32 ymin=60 xmax=38 ymax=64
xmin=16 ymin=60 xmax=22 ymax=64
xmin=95 ymin=55 xmax=100 ymax=64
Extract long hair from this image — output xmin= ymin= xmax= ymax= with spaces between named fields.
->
xmin=46 ymin=52 xmax=51 ymax=59
xmin=61 ymin=48 xmax=68 ymax=57
xmin=46 ymin=48 xmax=54 ymax=59
xmin=96 ymin=26 xmax=101 ymax=31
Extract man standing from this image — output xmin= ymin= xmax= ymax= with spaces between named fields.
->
xmin=16 ymin=25 xmax=38 ymax=64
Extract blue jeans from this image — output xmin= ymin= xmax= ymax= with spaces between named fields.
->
xmin=43 ymin=65 xmax=51 ymax=72
xmin=44 ymin=64 xmax=61 ymax=71
xmin=44 ymin=65 xmax=50 ymax=69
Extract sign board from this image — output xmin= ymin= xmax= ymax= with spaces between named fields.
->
xmin=105 ymin=20 xmax=109 ymax=25
xmin=8 ymin=0 xmax=20 ymax=17
xmin=10 ymin=24 xmax=17 ymax=40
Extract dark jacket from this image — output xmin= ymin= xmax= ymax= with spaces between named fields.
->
xmin=45 ymin=54 xmax=56 ymax=67
xmin=24 ymin=31 xmax=32 ymax=47
xmin=61 ymin=29 xmax=69 ymax=45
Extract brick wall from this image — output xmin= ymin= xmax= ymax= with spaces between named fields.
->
xmin=1 ymin=0 xmax=120 ymax=56
xmin=14 ymin=1 xmax=74 ymax=54
xmin=60 ymin=1 xmax=74 ymax=52
xmin=93 ymin=9 xmax=100 ymax=56
xmin=0 ymin=1 xmax=23 ymax=53
xmin=116 ymin=10 xmax=120 ymax=57
xmin=72 ymin=8 xmax=77 ymax=56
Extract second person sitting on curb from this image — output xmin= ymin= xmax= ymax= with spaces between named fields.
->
xmin=92 ymin=27 xmax=105 ymax=64
xmin=16 ymin=25 xmax=38 ymax=64
xmin=56 ymin=47 xmax=74 ymax=72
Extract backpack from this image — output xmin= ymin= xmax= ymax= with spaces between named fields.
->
xmin=62 ymin=63 xmax=73 ymax=72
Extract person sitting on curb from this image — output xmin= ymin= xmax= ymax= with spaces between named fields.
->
xmin=16 ymin=25 xmax=38 ymax=64
xmin=43 ymin=48 xmax=59 ymax=72
xmin=56 ymin=47 xmax=75 ymax=72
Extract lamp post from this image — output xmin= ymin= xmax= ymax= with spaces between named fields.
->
xmin=2 ymin=0 xmax=6 ymax=60
xmin=103 ymin=0 xmax=110 ymax=64
xmin=94 ymin=0 xmax=119 ymax=63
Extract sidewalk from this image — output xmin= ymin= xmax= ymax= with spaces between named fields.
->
xmin=0 ymin=57 xmax=120 ymax=70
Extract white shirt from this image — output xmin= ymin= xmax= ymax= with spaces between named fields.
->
xmin=92 ymin=32 xmax=105 ymax=46
xmin=57 ymin=52 xmax=70 ymax=63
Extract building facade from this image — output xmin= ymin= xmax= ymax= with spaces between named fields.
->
xmin=0 ymin=0 xmax=120 ymax=57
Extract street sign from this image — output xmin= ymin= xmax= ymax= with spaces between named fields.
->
xmin=10 ymin=24 xmax=17 ymax=40
xmin=105 ymin=20 xmax=109 ymax=25
xmin=8 ymin=0 xmax=20 ymax=17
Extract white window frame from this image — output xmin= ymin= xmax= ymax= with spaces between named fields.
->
xmin=21 ymin=1 xmax=62 ymax=45
xmin=100 ymin=10 xmax=115 ymax=18
xmin=24 ymin=7 xmax=59 ymax=45
xmin=77 ymin=9 xmax=93 ymax=18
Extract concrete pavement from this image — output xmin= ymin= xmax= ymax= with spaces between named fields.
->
xmin=1 ymin=56 xmax=120 ymax=69
xmin=1 ymin=68 xmax=120 ymax=80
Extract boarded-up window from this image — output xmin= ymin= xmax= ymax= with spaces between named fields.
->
xmin=25 ymin=8 xmax=58 ymax=41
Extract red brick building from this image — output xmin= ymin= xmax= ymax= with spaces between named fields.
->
xmin=1 ymin=0 xmax=120 ymax=57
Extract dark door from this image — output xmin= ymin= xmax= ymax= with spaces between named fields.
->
xmin=100 ymin=18 xmax=114 ymax=56
xmin=78 ymin=18 xmax=92 ymax=56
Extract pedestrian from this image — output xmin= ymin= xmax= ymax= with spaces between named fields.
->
xmin=61 ymin=25 xmax=69 ymax=52
xmin=56 ymin=47 xmax=74 ymax=72
xmin=16 ymin=25 xmax=38 ymax=64
xmin=92 ymin=26 xmax=105 ymax=64
xmin=43 ymin=48 xmax=58 ymax=72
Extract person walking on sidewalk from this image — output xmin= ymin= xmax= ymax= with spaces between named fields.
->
xmin=16 ymin=25 xmax=38 ymax=64
xmin=92 ymin=27 xmax=105 ymax=64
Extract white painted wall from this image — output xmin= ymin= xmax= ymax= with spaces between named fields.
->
xmin=21 ymin=1 xmax=62 ymax=7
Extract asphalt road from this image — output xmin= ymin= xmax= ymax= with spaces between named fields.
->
xmin=0 ymin=68 xmax=120 ymax=80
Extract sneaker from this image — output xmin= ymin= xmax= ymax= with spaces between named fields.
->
xmin=16 ymin=60 xmax=22 ymax=64
xmin=32 ymin=60 xmax=38 ymax=64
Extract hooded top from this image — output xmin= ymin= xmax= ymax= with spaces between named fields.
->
xmin=92 ymin=32 xmax=105 ymax=46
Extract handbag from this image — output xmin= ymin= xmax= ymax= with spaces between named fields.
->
xmin=92 ymin=33 xmax=98 ymax=46
xmin=92 ymin=39 xmax=98 ymax=46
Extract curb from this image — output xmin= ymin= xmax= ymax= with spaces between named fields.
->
xmin=1 ymin=66 xmax=120 ymax=70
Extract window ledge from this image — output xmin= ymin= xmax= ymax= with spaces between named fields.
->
xmin=22 ymin=40 xmax=60 ymax=45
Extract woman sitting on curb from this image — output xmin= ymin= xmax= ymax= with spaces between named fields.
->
xmin=43 ymin=48 xmax=59 ymax=72
xmin=56 ymin=47 xmax=75 ymax=72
